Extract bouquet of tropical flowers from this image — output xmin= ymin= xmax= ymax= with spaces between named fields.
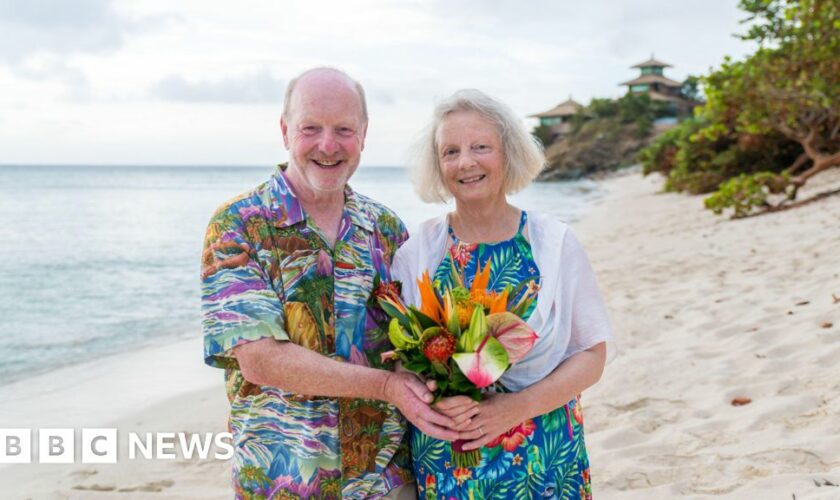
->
xmin=371 ymin=261 xmax=539 ymax=467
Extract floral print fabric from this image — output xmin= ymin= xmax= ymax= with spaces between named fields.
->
xmin=412 ymin=398 xmax=591 ymax=499
xmin=201 ymin=165 xmax=412 ymax=499
xmin=434 ymin=211 xmax=540 ymax=320
xmin=413 ymin=211 xmax=593 ymax=499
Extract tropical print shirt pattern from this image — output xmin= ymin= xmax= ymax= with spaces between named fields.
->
xmin=201 ymin=165 xmax=412 ymax=499
xmin=414 ymin=211 xmax=593 ymax=499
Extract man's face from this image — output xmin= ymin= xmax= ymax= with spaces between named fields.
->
xmin=281 ymin=76 xmax=367 ymax=198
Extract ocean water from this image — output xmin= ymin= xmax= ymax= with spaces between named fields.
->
xmin=0 ymin=165 xmax=601 ymax=382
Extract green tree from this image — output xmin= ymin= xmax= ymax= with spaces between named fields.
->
xmin=640 ymin=0 xmax=840 ymax=217
xmin=531 ymin=124 xmax=555 ymax=147
xmin=638 ymin=116 xmax=801 ymax=194
xmin=586 ymin=98 xmax=619 ymax=119
xmin=681 ymin=75 xmax=702 ymax=102
xmin=705 ymin=0 xmax=840 ymax=215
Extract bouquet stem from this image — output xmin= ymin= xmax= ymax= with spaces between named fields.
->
xmin=451 ymin=439 xmax=481 ymax=468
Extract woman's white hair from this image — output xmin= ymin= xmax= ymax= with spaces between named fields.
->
xmin=410 ymin=89 xmax=545 ymax=203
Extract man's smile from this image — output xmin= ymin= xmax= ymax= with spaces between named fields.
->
xmin=312 ymin=159 xmax=343 ymax=168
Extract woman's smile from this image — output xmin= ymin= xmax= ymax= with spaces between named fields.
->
xmin=458 ymin=174 xmax=486 ymax=184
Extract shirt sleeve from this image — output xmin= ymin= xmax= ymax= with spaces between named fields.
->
xmin=201 ymin=206 xmax=289 ymax=369
xmin=560 ymin=227 xmax=615 ymax=358
xmin=376 ymin=208 xmax=409 ymax=281
xmin=394 ymin=216 xmax=409 ymax=249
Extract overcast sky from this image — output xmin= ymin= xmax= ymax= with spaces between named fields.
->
xmin=0 ymin=0 xmax=757 ymax=167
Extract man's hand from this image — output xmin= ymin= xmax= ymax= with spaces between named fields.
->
xmin=383 ymin=371 xmax=460 ymax=441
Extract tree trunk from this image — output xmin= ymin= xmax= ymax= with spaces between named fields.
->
xmin=788 ymin=124 xmax=840 ymax=187
xmin=791 ymin=153 xmax=840 ymax=186
xmin=784 ymin=152 xmax=810 ymax=175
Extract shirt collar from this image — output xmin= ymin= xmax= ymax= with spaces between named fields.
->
xmin=268 ymin=163 xmax=376 ymax=233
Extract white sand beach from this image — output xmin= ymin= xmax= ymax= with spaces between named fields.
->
xmin=1 ymin=169 xmax=838 ymax=499
xmin=582 ymin=170 xmax=840 ymax=499
xmin=0 ymin=338 xmax=231 ymax=499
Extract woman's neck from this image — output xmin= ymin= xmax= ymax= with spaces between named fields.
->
xmin=450 ymin=199 xmax=520 ymax=243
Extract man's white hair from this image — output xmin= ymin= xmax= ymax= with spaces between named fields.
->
xmin=282 ymin=67 xmax=368 ymax=123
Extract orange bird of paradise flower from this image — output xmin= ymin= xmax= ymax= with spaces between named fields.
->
xmin=469 ymin=259 xmax=508 ymax=314
xmin=416 ymin=270 xmax=444 ymax=323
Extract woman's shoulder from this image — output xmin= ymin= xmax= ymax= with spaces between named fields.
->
xmin=392 ymin=214 xmax=448 ymax=289
xmin=395 ymin=214 xmax=448 ymax=259
xmin=418 ymin=213 xmax=449 ymax=233
xmin=526 ymin=211 xmax=573 ymax=241
xmin=403 ymin=215 xmax=448 ymax=246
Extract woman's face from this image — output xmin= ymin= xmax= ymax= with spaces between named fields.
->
xmin=436 ymin=111 xmax=506 ymax=206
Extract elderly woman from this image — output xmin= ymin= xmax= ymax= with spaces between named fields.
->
xmin=392 ymin=89 xmax=614 ymax=499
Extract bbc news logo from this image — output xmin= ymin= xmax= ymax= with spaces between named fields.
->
xmin=1 ymin=429 xmax=233 ymax=463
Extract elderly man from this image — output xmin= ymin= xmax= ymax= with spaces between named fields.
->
xmin=201 ymin=67 xmax=456 ymax=499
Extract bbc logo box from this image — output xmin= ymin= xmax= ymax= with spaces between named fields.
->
xmin=1 ymin=429 xmax=117 ymax=464
xmin=0 ymin=429 xmax=31 ymax=464
xmin=39 ymin=428 xmax=75 ymax=464
xmin=81 ymin=428 xmax=117 ymax=463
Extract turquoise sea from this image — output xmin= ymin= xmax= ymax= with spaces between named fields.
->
xmin=0 ymin=165 xmax=601 ymax=382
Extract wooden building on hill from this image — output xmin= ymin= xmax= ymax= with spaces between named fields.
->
xmin=529 ymin=97 xmax=583 ymax=139
xmin=621 ymin=56 xmax=692 ymax=115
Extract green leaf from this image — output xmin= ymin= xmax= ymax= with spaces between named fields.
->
xmin=445 ymin=295 xmax=461 ymax=338
xmin=431 ymin=361 xmax=449 ymax=376
xmin=403 ymin=355 xmax=431 ymax=374
xmin=419 ymin=326 xmax=441 ymax=345
xmin=388 ymin=319 xmax=417 ymax=349
xmin=380 ymin=301 xmax=411 ymax=330
xmin=408 ymin=306 xmax=438 ymax=330
xmin=458 ymin=305 xmax=488 ymax=352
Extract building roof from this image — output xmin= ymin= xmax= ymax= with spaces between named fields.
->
xmin=529 ymin=98 xmax=583 ymax=118
xmin=647 ymin=90 xmax=684 ymax=102
xmin=620 ymin=74 xmax=683 ymax=88
xmin=631 ymin=57 xmax=673 ymax=69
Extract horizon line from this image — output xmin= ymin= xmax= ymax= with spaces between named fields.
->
xmin=0 ymin=163 xmax=407 ymax=169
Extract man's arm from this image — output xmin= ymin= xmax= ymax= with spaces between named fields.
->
xmin=234 ymin=338 xmax=460 ymax=441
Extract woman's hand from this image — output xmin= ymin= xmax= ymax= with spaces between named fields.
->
xmin=455 ymin=392 xmax=529 ymax=450
xmin=433 ymin=395 xmax=480 ymax=431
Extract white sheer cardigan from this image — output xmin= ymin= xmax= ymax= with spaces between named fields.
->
xmin=391 ymin=212 xmax=615 ymax=392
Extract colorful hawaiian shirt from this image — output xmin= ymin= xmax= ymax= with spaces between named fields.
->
xmin=201 ymin=165 xmax=412 ymax=499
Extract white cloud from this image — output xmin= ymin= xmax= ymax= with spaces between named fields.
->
xmin=0 ymin=0 xmax=172 ymax=61
xmin=9 ymin=55 xmax=91 ymax=100
xmin=150 ymin=70 xmax=285 ymax=104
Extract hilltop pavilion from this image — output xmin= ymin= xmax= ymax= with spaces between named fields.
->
xmin=620 ymin=55 xmax=698 ymax=118
xmin=529 ymin=97 xmax=583 ymax=139
xmin=620 ymin=56 xmax=684 ymax=101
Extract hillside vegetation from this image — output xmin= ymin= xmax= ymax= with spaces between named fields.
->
xmin=537 ymin=93 xmax=674 ymax=181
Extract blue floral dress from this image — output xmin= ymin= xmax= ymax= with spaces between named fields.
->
xmin=410 ymin=211 xmax=593 ymax=500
